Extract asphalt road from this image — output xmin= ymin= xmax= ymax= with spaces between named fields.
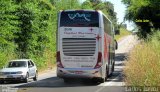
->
xmin=0 ymin=35 xmax=138 ymax=92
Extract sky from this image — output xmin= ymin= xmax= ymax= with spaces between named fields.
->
xmin=80 ymin=0 xmax=134 ymax=31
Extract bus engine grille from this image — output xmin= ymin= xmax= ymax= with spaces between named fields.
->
xmin=62 ymin=38 xmax=96 ymax=56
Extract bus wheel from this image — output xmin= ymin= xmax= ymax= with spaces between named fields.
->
xmin=99 ymin=78 xmax=105 ymax=83
xmin=112 ymin=62 xmax=115 ymax=72
xmin=63 ymin=78 xmax=70 ymax=83
xmin=92 ymin=78 xmax=105 ymax=84
xmin=105 ymin=67 xmax=109 ymax=81
xmin=0 ymin=80 xmax=4 ymax=84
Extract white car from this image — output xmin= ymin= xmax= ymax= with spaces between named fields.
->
xmin=0 ymin=59 xmax=38 ymax=83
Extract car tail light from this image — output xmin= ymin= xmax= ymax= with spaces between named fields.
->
xmin=57 ymin=51 xmax=64 ymax=68
xmin=94 ymin=52 xmax=102 ymax=69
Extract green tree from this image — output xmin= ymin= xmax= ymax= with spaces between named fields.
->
xmin=89 ymin=0 xmax=102 ymax=7
xmin=51 ymin=0 xmax=80 ymax=10
xmin=0 ymin=0 xmax=19 ymax=48
xmin=122 ymin=0 xmax=160 ymax=38
xmin=14 ymin=0 xmax=55 ymax=59
xmin=103 ymin=1 xmax=117 ymax=27
xmin=0 ymin=0 xmax=56 ymax=68
xmin=81 ymin=0 xmax=117 ymax=28
xmin=10 ymin=0 xmax=56 ymax=68
xmin=0 ymin=0 xmax=19 ymax=67
xmin=81 ymin=0 xmax=92 ymax=9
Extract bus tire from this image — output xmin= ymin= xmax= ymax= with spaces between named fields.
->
xmin=99 ymin=78 xmax=105 ymax=83
xmin=63 ymin=78 xmax=70 ymax=83
xmin=112 ymin=52 xmax=115 ymax=72
xmin=0 ymin=80 xmax=4 ymax=84
xmin=112 ymin=61 xmax=115 ymax=72
xmin=105 ymin=66 xmax=109 ymax=81
xmin=92 ymin=78 xmax=104 ymax=84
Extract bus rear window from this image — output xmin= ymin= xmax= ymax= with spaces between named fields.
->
xmin=60 ymin=11 xmax=99 ymax=27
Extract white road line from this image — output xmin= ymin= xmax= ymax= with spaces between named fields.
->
xmin=95 ymin=74 xmax=123 ymax=92
xmin=95 ymin=35 xmax=138 ymax=92
xmin=95 ymin=82 xmax=111 ymax=92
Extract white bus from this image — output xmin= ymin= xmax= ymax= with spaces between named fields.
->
xmin=56 ymin=10 xmax=117 ymax=83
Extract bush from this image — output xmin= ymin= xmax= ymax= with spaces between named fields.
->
xmin=115 ymin=28 xmax=131 ymax=40
xmin=0 ymin=46 xmax=17 ymax=68
xmin=124 ymin=31 xmax=160 ymax=86
xmin=0 ymin=0 xmax=56 ymax=70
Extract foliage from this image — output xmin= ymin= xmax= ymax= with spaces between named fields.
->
xmin=0 ymin=0 xmax=19 ymax=46
xmin=52 ymin=0 xmax=80 ymax=10
xmin=122 ymin=0 xmax=160 ymax=39
xmin=0 ymin=0 xmax=56 ymax=69
xmin=0 ymin=0 xmax=123 ymax=70
xmin=0 ymin=0 xmax=19 ymax=68
xmin=124 ymin=30 xmax=160 ymax=86
xmin=115 ymin=28 xmax=131 ymax=41
xmin=81 ymin=0 xmax=118 ymax=30
xmin=81 ymin=0 xmax=92 ymax=9
xmin=0 ymin=0 xmax=81 ymax=69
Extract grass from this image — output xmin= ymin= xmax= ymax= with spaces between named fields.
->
xmin=29 ymin=48 xmax=56 ymax=71
xmin=0 ymin=47 xmax=16 ymax=68
xmin=124 ymin=31 xmax=160 ymax=86
xmin=115 ymin=28 xmax=131 ymax=41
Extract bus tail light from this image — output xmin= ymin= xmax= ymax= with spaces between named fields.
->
xmin=57 ymin=51 xmax=64 ymax=68
xmin=94 ymin=52 xmax=102 ymax=69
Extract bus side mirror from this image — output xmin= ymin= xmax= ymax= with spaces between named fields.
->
xmin=115 ymin=29 xmax=120 ymax=35
xmin=114 ymin=40 xmax=118 ymax=50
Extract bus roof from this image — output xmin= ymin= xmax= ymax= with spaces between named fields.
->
xmin=60 ymin=9 xmax=98 ymax=12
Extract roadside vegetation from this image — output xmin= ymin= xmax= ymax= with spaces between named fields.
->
xmin=124 ymin=30 xmax=160 ymax=86
xmin=0 ymin=0 xmax=56 ymax=70
xmin=115 ymin=27 xmax=131 ymax=41
xmin=122 ymin=0 xmax=160 ymax=39
xmin=122 ymin=0 xmax=160 ymax=87
xmin=0 ymin=0 xmax=128 ymax=70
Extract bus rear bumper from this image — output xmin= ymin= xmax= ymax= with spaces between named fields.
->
xmin=57 ymin=68 xmax=103 ymax=79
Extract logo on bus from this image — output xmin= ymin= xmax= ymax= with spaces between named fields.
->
xmin=68 ymin=13 xmax=91 ymax=21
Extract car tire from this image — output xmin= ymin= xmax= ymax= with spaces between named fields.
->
xmin=24 ymin=73 xmax=29 ymax=83
xmin=33 ymin=71 xmax=38 ymax=81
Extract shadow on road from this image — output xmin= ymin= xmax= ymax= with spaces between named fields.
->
xmin=106 ymin=53 xmax=127 ymax=82
xmin=107 ymin=71 xmax=124 ymax=83
xmin=14 ymin=77 xmax=101 ymax=88
xmin=115 ymin=53 xmax=128 ymax=62
xmin=0 ymin=81 xmax=24 ymax=84
xmin=3 ymin=53 xmax=128 ymax=88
